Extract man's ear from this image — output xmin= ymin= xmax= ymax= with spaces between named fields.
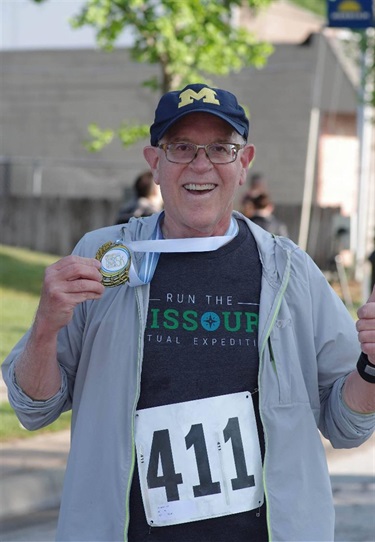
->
xmin=143 ymin=146 xmax=160 ymax=184
xmin=239 ymin=144 xmax=255 ymax=186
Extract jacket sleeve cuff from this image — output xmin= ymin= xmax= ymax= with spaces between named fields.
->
xmin=5 ymin=364 xmax=70 ymax=430
xmin=328 ymin=377 xmax=375 ymax=447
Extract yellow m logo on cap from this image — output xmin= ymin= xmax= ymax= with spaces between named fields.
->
xmin=178 ymin=88 xmax=220 ymax=108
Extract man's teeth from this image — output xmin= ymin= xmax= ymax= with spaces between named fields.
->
xmin=184 ymin=184 xmax=215 ymax=191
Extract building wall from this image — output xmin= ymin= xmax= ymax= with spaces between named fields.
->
xmin=0 ymin=34 xmax=358 ymax=208
xmin=318 ymin=113 xmax=358 ymax=217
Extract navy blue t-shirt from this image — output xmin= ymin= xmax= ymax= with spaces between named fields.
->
xmin=128 ymin=219 xmax=268 ymax=541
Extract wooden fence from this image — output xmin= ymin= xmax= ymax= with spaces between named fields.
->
xmin=0 ymin=196 xmax=341 ymax=270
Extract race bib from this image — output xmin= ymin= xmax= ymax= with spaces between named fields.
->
xmin=134 ymin=392 xmax=264 ymax=527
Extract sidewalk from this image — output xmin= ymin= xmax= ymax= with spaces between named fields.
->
xmin=0 ymin=430 xmax=70 ymax=521
xmin=324 ymin=435 xmax=375 ymax=541
xmin=0 ymin=425 xmax=374 ymax=540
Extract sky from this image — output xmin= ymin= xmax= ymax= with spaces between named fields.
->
xmin=0 ymin=0 xmax=132 ymax=50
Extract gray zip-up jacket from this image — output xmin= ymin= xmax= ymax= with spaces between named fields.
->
xmin=3 ymin=212 xmax=375 ymax=542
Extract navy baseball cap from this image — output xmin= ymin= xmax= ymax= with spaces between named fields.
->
xmin=150 ymin=83 xmax=249 ymax=146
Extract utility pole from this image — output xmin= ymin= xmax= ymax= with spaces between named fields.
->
xmin=355 ymin=28 xmax=374 ymax=302
xmin=326 ymin=0 xmax=374 ymax=302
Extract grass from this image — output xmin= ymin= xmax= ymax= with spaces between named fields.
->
xmin=329 ymin=278 xmax=363 ymax=320
xmin=0 ymin=244 xmax=71 ymax=441
xmin=0 ymin=245 xmax=58 ymax=361
xmin=0 ymin=402 xmax=71 ymax=442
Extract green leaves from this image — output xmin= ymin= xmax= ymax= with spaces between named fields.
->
xmin=68 ymin=0 xmax=275 ymax=92
xmin=117 ymin=123 xmax=150 ymax=147
xmin=85 ymin=122 xmax=150 ymax=151
xmin=31 ymin=0 xmax=276 ymax=150
xmin=344 ymin=30 xmax=375 ymax=108
xmin=85 ymin=124 xmax=115 ymax=152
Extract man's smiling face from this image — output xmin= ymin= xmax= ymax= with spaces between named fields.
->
xmin=144 ymin=113 xmax=255 ymax=239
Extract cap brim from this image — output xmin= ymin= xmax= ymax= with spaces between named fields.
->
xmin=152 ymin=109 xmax=247 ymax=146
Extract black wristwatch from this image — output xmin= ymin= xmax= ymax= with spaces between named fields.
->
xmin=357 ymin=352 xmax=375 ymax=384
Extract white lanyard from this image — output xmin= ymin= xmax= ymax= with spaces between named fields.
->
xmin=126 ymin=216 xmax=239 ymax=286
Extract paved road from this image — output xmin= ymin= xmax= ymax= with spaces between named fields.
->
xmin=0 ymin=509 xmax=58 ymax=542
xmin=1 ymin=479 xmax=374 ymax=542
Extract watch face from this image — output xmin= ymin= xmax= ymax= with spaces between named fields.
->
xmin=96 ymin=242 xmax=131 ymax=287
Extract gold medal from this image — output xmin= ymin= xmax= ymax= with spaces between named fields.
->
xmin=95 ymin=242 xmax=131 ymax=287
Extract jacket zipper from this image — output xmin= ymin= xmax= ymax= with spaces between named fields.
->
xmin=123 ymin=288 xmax=145 ymax=542
xmin=268 ymin=337 xmax=277 ymax=374
xmin=258 ymin=249 xmax=292 ymax=542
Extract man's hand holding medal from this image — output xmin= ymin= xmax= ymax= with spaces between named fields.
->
xmin=35 ymin=255 xmax=104 ymax=335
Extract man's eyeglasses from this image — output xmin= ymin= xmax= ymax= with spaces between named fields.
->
xmin=158 ymin=142 xmax=245 ymax=165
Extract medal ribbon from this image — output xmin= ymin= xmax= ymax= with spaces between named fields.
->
xmin=126 ymin=217 xmax=239 ymax=287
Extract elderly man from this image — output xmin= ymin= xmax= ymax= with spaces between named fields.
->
xmin=3 ymin=83 xmax=375 ymax=542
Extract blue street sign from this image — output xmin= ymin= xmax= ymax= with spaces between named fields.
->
xmin=327 ymin=0 xmax=374 ymax=28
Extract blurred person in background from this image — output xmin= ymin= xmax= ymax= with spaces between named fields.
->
xmin=247 ymin=171 xmax=268 ymax=197
xmin=239 ymin=192 xmax=255 ymax=219
xmin=115 ymin=170 xmax=163 ymax=224
xmin=247 ymin=192 xmax=288 ymax=237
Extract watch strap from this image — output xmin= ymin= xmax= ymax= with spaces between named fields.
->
xmin=357 ymin=352 xmax=375 ymax=384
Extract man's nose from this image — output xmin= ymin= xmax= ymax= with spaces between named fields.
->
xmin=191 ymin=147 xmax=212 ymax=166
